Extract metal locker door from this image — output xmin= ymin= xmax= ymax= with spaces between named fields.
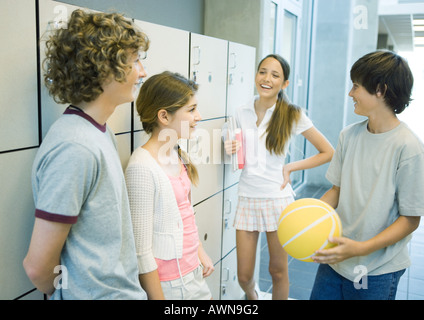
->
xmin=221 ymin=249 xmax=244 ymax=300
xmin=222 ymin=183 xmax=238 ymax=257
xmin=133 ymin=20 xmax=190 ymax=132
xmin=193 ymin=193 xmax=223 ymax=300
xmin=0 ymin=0 xmax=38 ymax=152
xmin=0 ymin=149 xmax=41 ymax=299
xmin=188 ymin=118 xmax=225 ymax=206
xmin=190 ymin=33 xmax=227 ymax=120
xmin=224 ymin=42 xmax=256 ymax=189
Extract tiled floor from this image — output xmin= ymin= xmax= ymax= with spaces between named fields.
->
xmin=258 ymin=184 xmax=424 ymax=300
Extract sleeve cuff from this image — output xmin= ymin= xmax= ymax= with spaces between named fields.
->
xmin=35 ymin=209 xmax=78 ymax=224
xmin=137 ymin=253 xmax=158 ymax=274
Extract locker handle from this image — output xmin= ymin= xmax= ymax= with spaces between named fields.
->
xmin=192 ymin=46 xmax=201 ymax=65
xmin=221 ymin=284 xmax=227 ymax=296
xmin=224 ymin=199 xmax=232 ymax=215
xmin=229 ymin=53 xmax=237 ymax=69
xmin=223 ymin=267 xmax=230 ymax=282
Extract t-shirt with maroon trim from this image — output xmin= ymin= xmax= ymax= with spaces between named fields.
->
xmin=31 ymin=106 xmax=146 ymax=300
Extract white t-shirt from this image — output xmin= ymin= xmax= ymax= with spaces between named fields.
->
xmin=327 ymin=120 xmax=424 ymax=281
xmin=234 ymin=96 xmax=313 ymax=198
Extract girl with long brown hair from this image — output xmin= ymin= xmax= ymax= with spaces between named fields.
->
xmin=225 ymin=54 xmax=334 ymax=300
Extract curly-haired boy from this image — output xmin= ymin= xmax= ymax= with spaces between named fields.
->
xmin=23 ymin=9 xmax=149 ymax=300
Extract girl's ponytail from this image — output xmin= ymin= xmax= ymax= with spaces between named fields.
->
xmin=177 ymin=145 xmax=199 ymax=186
xmin=265 ymin=90 xmax=301 ymax=155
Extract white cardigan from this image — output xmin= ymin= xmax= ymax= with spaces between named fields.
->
xmin=125 ymin=147 xmax=183 ymax=274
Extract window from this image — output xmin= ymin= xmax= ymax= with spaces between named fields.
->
xmin=270 ymin=1 xmax=278 ymax=53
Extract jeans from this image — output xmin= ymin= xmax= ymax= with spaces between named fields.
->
xmin=310 ymin=264 xmax=405 ymax=300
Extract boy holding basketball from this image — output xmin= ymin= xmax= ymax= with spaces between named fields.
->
xmin=310 ymin=50 xmax=424 ymax=300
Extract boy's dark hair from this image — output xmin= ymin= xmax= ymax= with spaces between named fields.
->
xmin=350 ymin=50 xmax=414 ymax=114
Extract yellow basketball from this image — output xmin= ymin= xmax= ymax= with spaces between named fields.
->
xmin=277 ymin=198 xmax=342 ymax=262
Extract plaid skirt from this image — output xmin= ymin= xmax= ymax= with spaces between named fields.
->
xmin=234 ymin=196 xmax=295 ymax=232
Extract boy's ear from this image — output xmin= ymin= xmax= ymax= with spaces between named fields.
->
xmin=157 ymin=109 xmax=169 ymax=125
xmin=376 ymin=84 xmax=387 ymax=97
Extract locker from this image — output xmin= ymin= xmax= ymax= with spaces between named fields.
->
xmin=193 ymin=193 xmax=223 ymax=299
xmin=133 ymin=19 xmax=190 ymax=131
xmin=107 ymin=103 xmax=133 ymax=135
xmin=222 ymin=184 xmax=238 ymax=256
xmin=224 ymin=42 xmax=256 ymax=188
xmin=190 ymin=33 xmax=228 ymax=120
xmin=133 ymin=130 xmax=151 ymax=152
xmin=0 ymin=149 xmax=41 ymax=300
xmin=226 ymin=42 xmax=256 ymax=117
xmin=189 ymin=118 xmax=225 ymax=205
xmin=17 ymin=289 xmax=44 ymax=300
xmin=133 ymin=20 xmax=190 ymax=78
xmin=115 ymin=133 xmax=132 ymax=169
xmin=0 ymin=0 xmax=38 ymax=152
xmin=220 ymin=249 xmax=244 ymax=300
xmin=193 ymin=193 xmax=223 ymax=265
xmin=133 ymin=130 xmax=188 ymax=157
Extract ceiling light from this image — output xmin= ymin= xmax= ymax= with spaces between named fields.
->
xmin=414 ymin=26 xmax=424 ymax=32
xmin=415 ymin=37 xmax=424 ymax=45
xmin=413 ymin=19 xmax=424 ymax=26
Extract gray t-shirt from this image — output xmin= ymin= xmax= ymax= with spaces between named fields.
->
xmin=326 ymin=120 xmax=424 ymax=281
xmin=32 ymin=107 xmax=146 ymax=300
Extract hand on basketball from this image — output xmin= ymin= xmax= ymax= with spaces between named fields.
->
xmin=312 ymin=236 xmax=363 ymax=264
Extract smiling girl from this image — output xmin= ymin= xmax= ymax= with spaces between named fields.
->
xmin=225 ymin=54 xmax=334 ymax=300
xmin=125 ymin=71 xmax=214 ymax=300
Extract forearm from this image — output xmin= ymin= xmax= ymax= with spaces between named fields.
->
xmin=284 ymin=127 xmax=334 ymax=177
xmin=198 ymin=240 xmax=214 ymax=277
xmin=296 ymin=127 xmax=334 ymax=171
xmin=314 ymin=215 xmax=421 ymax=264
xmin=286 ymin=151 xmax=332 ymax=173
xmin=23 ymin=257 xmax=60 ymax=295
xmin=139 ymin=270 xmax=165 ymax=300
xmin=23 ymin=218 xmax=71 ymax=295
xmin=360 ymin=215 xmax=421 ymax=256
xmin=320 ymin=185 xmax=340 ymax=209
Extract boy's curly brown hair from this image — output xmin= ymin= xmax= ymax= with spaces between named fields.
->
xmin=44 ymin=9 xmax=149 ymax=105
